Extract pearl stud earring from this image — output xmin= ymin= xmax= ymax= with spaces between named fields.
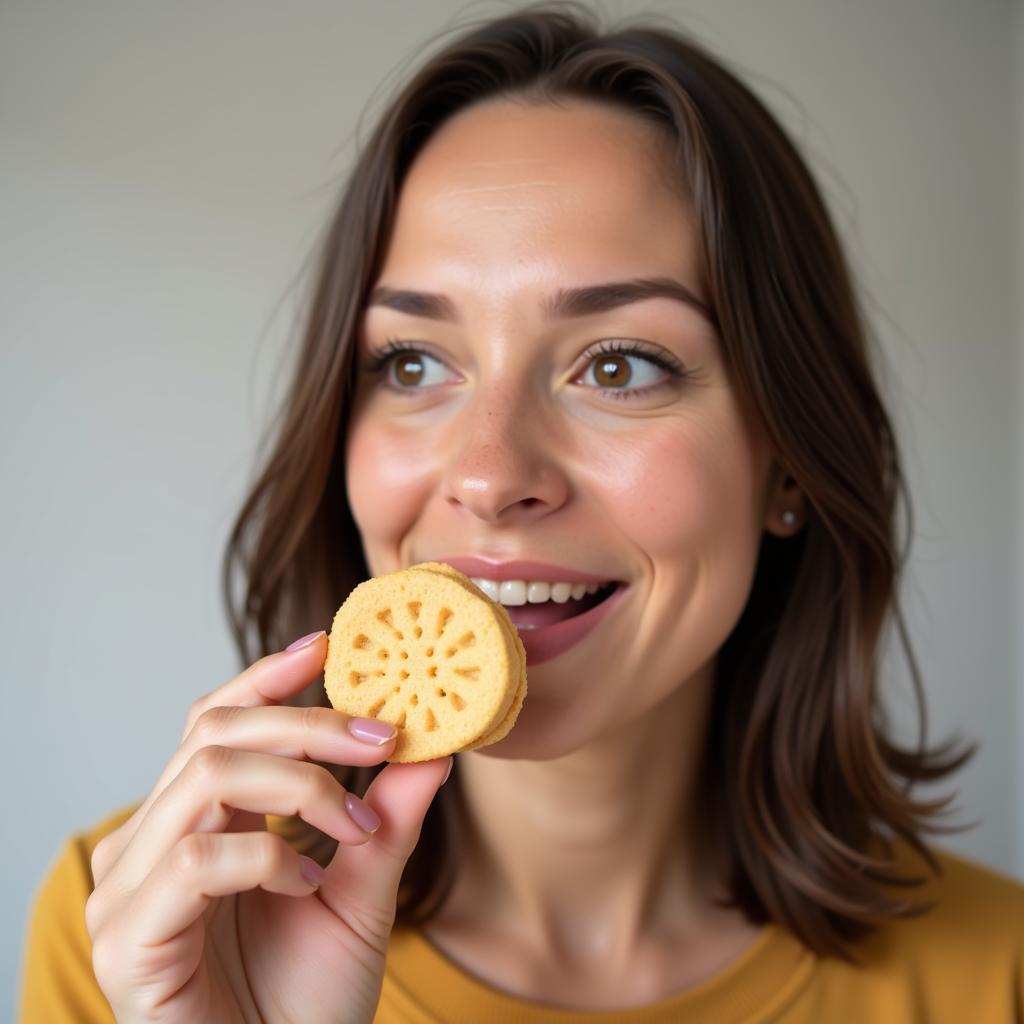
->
xmin=782 ymin=510 xmax=798 ymax=527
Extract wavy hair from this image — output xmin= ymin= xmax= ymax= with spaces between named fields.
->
xmin=222 ymin=2 xmax=973 ymax=960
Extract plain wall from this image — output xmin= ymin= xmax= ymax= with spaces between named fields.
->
xmin=3 ymin=1 xmax=1021 ymax=1015
xmin=1018 ymin=0 xmax=1024 ymax=922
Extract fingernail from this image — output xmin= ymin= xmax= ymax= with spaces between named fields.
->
xmin=348 ymin=717 xmax=397 ymax=745
xmin=345 ymin=792 xmax=382 ymax=834
xmin=443 ymin=756 xmax=454 ymax=785
xmin=299 ymin=855 xmax=325 ymax=888
xmin=285 ymin=630 xmax=325 ymax=652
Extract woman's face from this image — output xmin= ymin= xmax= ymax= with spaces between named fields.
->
xmin=346 ymin=98 xmax=781 ymax=758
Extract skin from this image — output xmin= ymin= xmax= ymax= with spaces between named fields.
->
xmin=345 ymin=97 xmax=806 ymax=1007
xmin=86 ymin=633 xmax=453 ymax=1023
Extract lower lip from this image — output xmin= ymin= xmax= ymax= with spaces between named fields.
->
xmin=513 ymin=584 xmax=629 ymax=665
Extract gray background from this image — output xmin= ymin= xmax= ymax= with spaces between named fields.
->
xmin=3 ymin=0 xmax=1022 ymax=1016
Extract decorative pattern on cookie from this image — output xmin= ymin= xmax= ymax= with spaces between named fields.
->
xmin=324 ymin=564 xmax=523 ymax=762
xmin=409 ymin=563 xmax=527 ymax=751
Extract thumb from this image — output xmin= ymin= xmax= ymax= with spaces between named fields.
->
xmin=318 ymin=756 xmax=452 ymax=924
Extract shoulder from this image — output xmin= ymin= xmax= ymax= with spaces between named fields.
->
xmin=876 ymin=841 xmax=1024 ymax=951
xmin=927 ymin=843 xmax=1024 ymax=918
xmin=644 ymin=842 xmax=1024 ymax=1022
xmin=833 ymin=841 xmax=1024 ymax=1014
xmin=18 ymin=802 xmax=143 ymax=1023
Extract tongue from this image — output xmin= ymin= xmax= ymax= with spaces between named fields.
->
xmin=503 ymin=588 xmax=611 ymax=629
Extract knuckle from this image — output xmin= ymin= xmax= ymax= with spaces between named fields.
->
xmin=298 ymin=703 xmax=332 ymax=734
xmin=90 ymin=824 xmax=128 ymax=884
xmin=84 ymin=889 xmax=106 ymax=941
xmin=169 ymin=832 xmax=216 ymax=877
xmin=301 ymin=762 xmax=337 ymax=802
xmin=191 ymin=704 xmax=241 ymax=744
xmin=184 ymin=695 xmax=209 ymax=734
xmin=91 ymin=835 xmax=112 ymax=878
xmin=251 ymin=832 xmax=291 ymax=873
xmin=91 ymin=930 xmax=121 ymax=984
xmin=187 ymin=743 xmax=233 ymax=782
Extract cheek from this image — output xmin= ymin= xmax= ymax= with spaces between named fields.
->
xmin=584 ymin=415 xmax=760 ymax=561
xmin=573 ymin=413 xmax=767 ymax=723
xmin=345 ymin=417 xmax=436 ymax=563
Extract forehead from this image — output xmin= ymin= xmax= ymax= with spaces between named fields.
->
xmin=380 ymin=98 xmax=699 ymax=286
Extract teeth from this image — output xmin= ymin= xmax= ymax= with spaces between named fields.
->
xmin=469 ymin=577 xmax=613 ymax=606
xmin=499 ymin=580 xmax=527 ymax=606
xmin=473 ymin=577 xmax=500 ymax=602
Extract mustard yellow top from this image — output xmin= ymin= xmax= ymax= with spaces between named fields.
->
xmin=18 ymin=801 xmax=1024 ymax=1023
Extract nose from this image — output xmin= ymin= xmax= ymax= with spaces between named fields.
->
xmin=439 ymin=390 xmax=570 ymax=525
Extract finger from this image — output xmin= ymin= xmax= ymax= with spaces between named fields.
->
xmin=178 ymin=704 xmax=396 ymax=775
xmin=96 ymin=831 xmax=319 ymax=998
xmin=316 ymin=756 xmax=453 ymax=932
xmin=92 ymin=634 xmax=332 ymax=885
xmin=143 ymin=705 xmax=394 ymax=841
xmin=106 ymin=746 xmax=377 ymax=897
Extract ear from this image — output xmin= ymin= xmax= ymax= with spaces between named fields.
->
xmin=763 ymin=463 xmax=806 ymax=537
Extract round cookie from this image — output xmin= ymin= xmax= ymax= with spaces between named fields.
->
xmin=409 ymin=563 xmax=527 ymax=750
xmin=324 ymin=566 xmax=521 ymax=762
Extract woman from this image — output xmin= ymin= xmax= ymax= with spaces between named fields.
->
xmin=20 ymin=4 xmax=1024 ymax=1021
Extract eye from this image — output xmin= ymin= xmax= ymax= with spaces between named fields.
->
xmin=361 ymin=340 xmax=455 ymax=392
xmin=361 ymin=337 xmax=690 ymax=400
xmin=576 ymin=340 xmax=689 ymax=400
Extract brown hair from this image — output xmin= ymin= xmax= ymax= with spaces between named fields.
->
xmin=223 ymin=2 xmax=974 ymax=960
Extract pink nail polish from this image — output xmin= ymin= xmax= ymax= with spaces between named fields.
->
xmin=300 ymin=855 xmax=326 ymax=887
xmin=285 ymin=630 xmax=325 ymax=652
xmin=345 ymin=792 xmax=382 ymax=834
xmin=348 ymin=717 xmax=397 ymax=744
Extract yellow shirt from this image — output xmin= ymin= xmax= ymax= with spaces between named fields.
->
xmin=18 ymin=801 xmax=1024 ymax=1023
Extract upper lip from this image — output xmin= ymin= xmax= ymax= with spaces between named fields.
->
xmin=430 ymin=556 xmax=622 ymax=585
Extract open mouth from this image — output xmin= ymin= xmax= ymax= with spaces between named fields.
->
xmin=501 ymin=582 xmax=622 ymax=631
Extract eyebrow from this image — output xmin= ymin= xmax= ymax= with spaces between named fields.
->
xmin=367 ymin=276 xmax=714 ymax=325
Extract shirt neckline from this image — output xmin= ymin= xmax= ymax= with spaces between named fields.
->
xmin=385 ymin=919 xmax=814 ymax=1023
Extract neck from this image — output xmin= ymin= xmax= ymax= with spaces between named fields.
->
xmin=441 ymin=664 xmax=730 ymax=966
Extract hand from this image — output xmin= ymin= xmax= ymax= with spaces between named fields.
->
xmin=85 ymin=631 xmax=451 ymax=1023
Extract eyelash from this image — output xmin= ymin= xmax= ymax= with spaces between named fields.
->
xmin=360 ymin=338 xmax=690 ymax=400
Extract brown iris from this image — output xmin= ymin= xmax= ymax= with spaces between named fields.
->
xmin=394 ymin=354 xmax=426 ymax=387
xmin=593 ymin=354 xmax=631 ymax=388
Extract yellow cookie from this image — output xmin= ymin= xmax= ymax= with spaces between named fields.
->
xmin=409 ymin=564 xmax=527 ymax=750
xmin=324 ymin=565 xmax=520 ymax=762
